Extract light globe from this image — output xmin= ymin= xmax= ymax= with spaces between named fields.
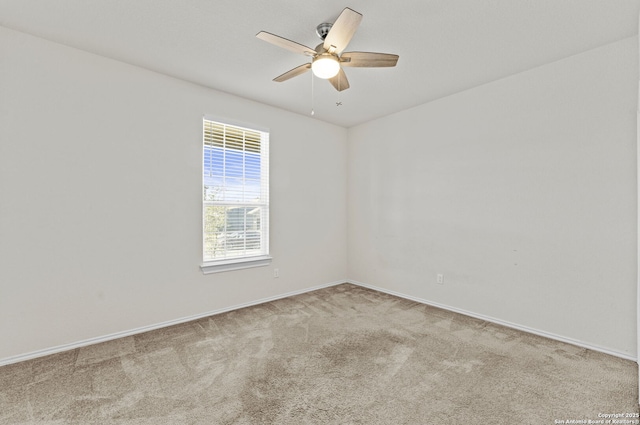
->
xmin=311 ymin=54 xmax=340 ymax=79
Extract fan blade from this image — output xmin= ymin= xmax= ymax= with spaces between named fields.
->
xmin=256 ymin=31 xmax=316 ymax=56
xmin=273 ymin=63 xmax=311 ymax=82
xmin=328 ymin=68 xmax=350 ymax=92
xmin=341 ymin=52 xmax=399 ymax=67
xmin=323 ymin=8 xmax=362 ymax=55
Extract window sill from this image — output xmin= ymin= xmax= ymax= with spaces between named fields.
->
xmin=200 ymin=255 xmax=272 ymax=274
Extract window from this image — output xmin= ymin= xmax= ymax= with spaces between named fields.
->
xmin=201 ymin=118 xmax=270 ymax=274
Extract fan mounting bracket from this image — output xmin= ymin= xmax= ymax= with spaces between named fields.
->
xmin=316 ymin=22 xmax=333 ymax=40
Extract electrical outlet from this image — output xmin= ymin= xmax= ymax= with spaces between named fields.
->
xmin=274 ymin=268 xmax=279 ymax=278
xmin=436 ymin=274 xmax=444 ymax=284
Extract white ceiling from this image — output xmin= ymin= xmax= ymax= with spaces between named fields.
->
xmin=1 ymin=0 xmax=639 ymax=127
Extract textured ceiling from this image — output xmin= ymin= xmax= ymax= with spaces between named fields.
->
xmin=1 ymin=0 xmax=639 ymax=127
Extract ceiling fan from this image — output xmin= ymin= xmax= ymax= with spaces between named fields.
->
xmin=256 ymin=7 xmax=399 ymax=92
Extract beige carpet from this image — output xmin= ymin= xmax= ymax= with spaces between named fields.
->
xmin=0 ymin=283 xmax=637 ymax=424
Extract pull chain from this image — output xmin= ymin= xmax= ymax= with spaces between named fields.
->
xmin=311 ymin=71 xmax=315 ymax=116
xmin=338 ymin=70 xmax=342 ymax=104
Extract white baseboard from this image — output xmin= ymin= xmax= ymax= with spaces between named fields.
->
xmin=3 ymin=279 xmax=633 ymax=366
xmin=348 ymin=279 xmax=637 ymax=362
xmin=0 ymin=280 xmax=346 ymax=367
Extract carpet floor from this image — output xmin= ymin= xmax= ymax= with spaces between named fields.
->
xmin=0 ymin=283 xmax=637 ymax=424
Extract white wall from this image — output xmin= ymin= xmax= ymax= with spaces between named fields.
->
xmin=0 ymin=27 xmax=348 ymax=361
xmin=1 ymin=25 xmax=637 ymax=363
xmin=348 ymin=37 xmax=638 ymax=357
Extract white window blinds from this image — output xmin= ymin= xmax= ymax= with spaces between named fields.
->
xmin=203 ymin=119 xmax=269 ymax=264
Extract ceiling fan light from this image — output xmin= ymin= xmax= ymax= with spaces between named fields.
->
xmin=311 ymin=54 xmax=340 ymax=79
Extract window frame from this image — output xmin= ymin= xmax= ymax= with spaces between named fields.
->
xmin=200 ymin=116 xmax=271 ymax=274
